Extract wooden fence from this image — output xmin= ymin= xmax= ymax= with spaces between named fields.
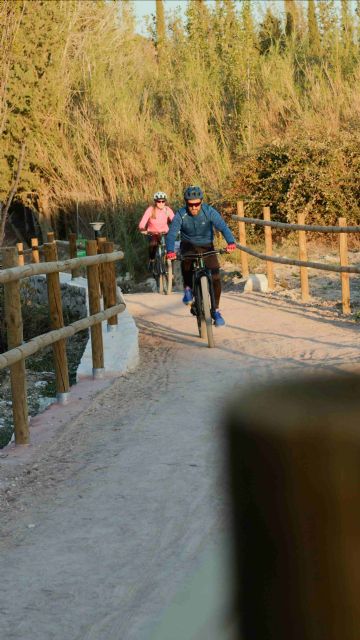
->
xmin=0 ymin=234 xmax=124 ymax=446
xmin=233 ymin=201 xmax=360 ymax=314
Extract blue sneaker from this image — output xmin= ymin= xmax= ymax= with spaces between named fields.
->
xmin=182 ymin=288 xmax=193 ymax=305
xmin=213 ymin=310 xmax=225 ymax=327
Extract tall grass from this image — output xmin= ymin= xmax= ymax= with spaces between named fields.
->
xmin=2 ymin=0 xmax=360 ymax=250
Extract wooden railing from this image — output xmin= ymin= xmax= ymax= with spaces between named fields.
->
xmin=233 ymin=201 xmax=360 ymax=314
xmin=0 ymin=237 xmax=124 ymax=446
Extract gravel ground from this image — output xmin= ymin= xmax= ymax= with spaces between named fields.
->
xmin=1 ymin=283 xmax=360 ymax=639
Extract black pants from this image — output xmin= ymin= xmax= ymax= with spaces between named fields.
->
xmin=148 ymin=235 xmax=160 ymax=260
xmin=181 ymin=242 xmax=221 ymax=308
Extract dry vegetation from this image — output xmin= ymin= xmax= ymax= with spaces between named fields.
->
xmin=0 ymin=0 xmax=360 ymax=261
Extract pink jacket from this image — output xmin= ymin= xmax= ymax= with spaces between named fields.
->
xmin=138 ymin=205 xmax=174 ymax=234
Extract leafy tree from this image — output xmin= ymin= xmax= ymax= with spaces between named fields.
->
xmin=340 ymin=0 xmax=356 ymax=75
xmin=284 ymin=0 xmax=298 ymax=40
xmin=258 ymin=7 xmax=285 ymax=56
xmin=155 ymin=0 xmax=165 ymax=63
xmin=307 ymin=0 xmax=320 ymax=58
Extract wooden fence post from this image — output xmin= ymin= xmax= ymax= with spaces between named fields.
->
xmin=338 ymin=217 xmax=350 ymax=315
xmin=31 ymin=238 xmax=40 ymax=263
xmin=3 ymin=247 xmax=29 ymax=445
xmin=16 ymin=242 xmax=24 ymax=266
xmin=97 ymin=237 xmax=107 ymax=298
xmin=226 ymin=374 xmax=360 ymax=640
xmin=86 ymin=240 xmax=104 ymax=377
xmin=263 ymin=206 xmax=274 ymax=290
xmin=298 ymin=213 xmax=309 ymax=302
xmin=44 ymin=242 xmax=70 ymax=403
xmin=47 ymin=231 xmax=55 ymax=243
xmin=237 ymin=200 xmax=249 ymax=277
xmin=68 ymin=232 xmax=81 ymax=279
xmin=103 ymin=241 xmax=118 ymax=330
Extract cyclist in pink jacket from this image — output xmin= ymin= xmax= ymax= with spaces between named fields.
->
xmin=139 ymin=191 xmax=174 ymax=267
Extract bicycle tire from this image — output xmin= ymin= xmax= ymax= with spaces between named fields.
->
xmin=158 ymin=273 xmax=164 ymax=294
xmin=200 ymin=275 xmax=215 ymax=348
xmin=165 ymin=259 xmax=172 ymax=295
xmin=153 ymin=254 xmax=162 ymax=292
xmin=193 ymin=282 xmax=205 ymax=338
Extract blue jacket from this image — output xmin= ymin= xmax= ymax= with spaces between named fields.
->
xmin=165 ymin=203 xmax=235 ymax=252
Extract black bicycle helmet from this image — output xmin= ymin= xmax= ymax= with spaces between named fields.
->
xmin=183 ymin=185 xmax=204 ymax=201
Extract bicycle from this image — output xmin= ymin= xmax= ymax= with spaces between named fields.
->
xmin=144 ymin=233 xmax=172 ymax=295
xmin=179 ymin=249 xmax=226 ymax=348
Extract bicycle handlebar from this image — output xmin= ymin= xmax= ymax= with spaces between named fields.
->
xmin=177 ymin=248 xmax=228 ymax=260
xmin=140 ymin=231 xmax=167 ymax=236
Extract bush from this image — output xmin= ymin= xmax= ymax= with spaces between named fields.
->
xmin=220 ymin=133 xmax=360 ymax=232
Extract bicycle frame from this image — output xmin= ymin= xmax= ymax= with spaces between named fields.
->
xmin=179 ymin=249 xmax=225 ymax=347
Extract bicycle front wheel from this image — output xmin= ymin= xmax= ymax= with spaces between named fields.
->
xmin=158 ymin=273 xmax=165 ymax=294
xmin=165 ymin=259 xmax=172 ymax=295
xmin=200 ymin=275 xmax=215 ymax=348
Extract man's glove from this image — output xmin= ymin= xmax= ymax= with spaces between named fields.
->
xmin=226 ymin=243 xmax=236 ymax=253
xmin=166 ymin=252 xmax=177 ymax=260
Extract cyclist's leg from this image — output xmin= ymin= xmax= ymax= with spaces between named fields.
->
xmin=148 ymin=235 xmax=158 ymax=260
xmin=180 ymin=241 xmax=196 ymax=303
xmin=148 ymin=235 xmax=158 ymax=270
xmin=180 ymin=241 xmax=194 ymax=287
xmin=203 ymin=247 xmax=224 ymax=325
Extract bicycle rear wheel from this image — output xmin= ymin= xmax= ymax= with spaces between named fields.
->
xmin=153 ymin=254 xmax=162 ymax=292
xmin=200 ymin=275 xmax=215 ymax=348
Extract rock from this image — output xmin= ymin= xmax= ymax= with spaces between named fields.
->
xmin=131 ymin=278 xmax=158 ymax=293
xmin=244 ymin=274 xmax=269 ymax=293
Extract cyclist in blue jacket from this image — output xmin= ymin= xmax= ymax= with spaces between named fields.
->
xmin=166 ymin=186 xmax=236 ymax=327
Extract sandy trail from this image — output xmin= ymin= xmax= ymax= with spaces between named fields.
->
xmin=0 ymin=289 xmax=359 ymax=640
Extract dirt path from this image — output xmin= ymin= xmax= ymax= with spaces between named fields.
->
xmin=1 ymin=290 xmax=359 ymax=640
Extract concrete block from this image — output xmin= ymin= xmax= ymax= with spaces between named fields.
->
xmin=244 ymin=274 xmax=268 ymax=293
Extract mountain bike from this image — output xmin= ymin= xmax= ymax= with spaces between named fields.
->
xmin=180 ymin=249 xmax=225 ymax=348
xmin=146 ymin=233 xmax=172 ymax=295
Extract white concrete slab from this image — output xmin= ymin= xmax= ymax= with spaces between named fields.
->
xmin=244 ymin=273 xmax=269 ymax=292
xmin=59 ymin=273 xmax=139 ymax=379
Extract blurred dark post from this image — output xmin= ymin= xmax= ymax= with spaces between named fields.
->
xmin=225 ymin=375 xmax=360 ymax=640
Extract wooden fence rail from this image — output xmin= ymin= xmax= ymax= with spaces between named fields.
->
xmin=234 ymin=215 xmax=360 ymax=233
xmin=0 ymin=242 xmax=124 ymax=446
xmin=0 ymin=251 xmax=123 ymax=284
xmin=233 ymin=203 xmax=360 ymax=314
